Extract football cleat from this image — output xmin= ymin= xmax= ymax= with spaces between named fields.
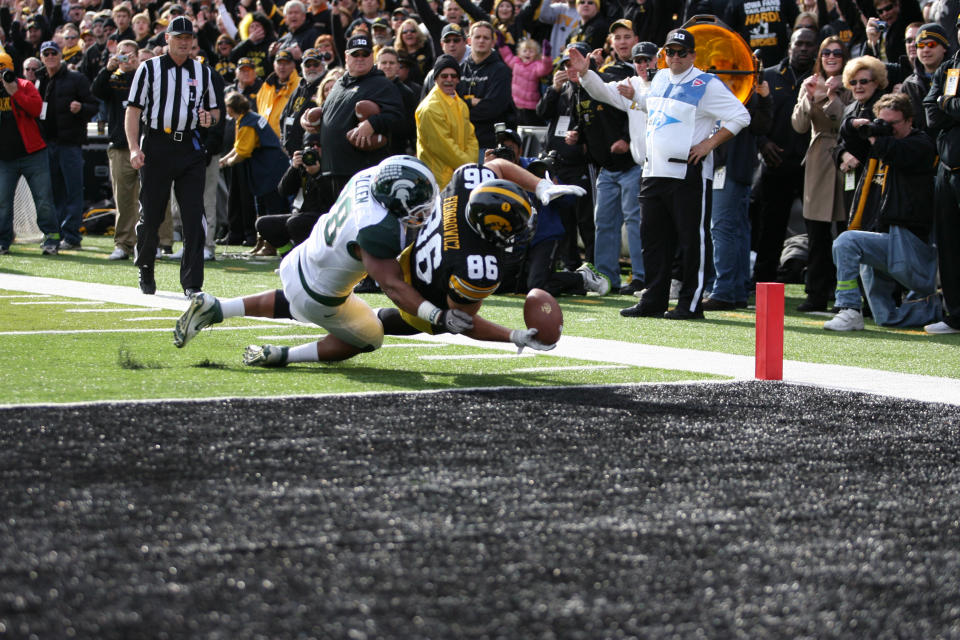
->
xmin=576 ymin=262 xmax=611 ymax=295
xmin=243 ymin=344 xmax=290 ymax=367
xmin=173 ymin=292 xmax=223 ymax=348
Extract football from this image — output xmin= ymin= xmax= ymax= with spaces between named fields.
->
xmin=523 ymin=288 xmax=562 ymax=346
xmin=300 ymin=106 xmax=323 ymax=133
xmin=354 ymin=100 xmax=380 ymax=121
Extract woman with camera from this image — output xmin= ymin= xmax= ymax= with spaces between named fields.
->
xmin=790 ymin=37 xmax=853 ymax=313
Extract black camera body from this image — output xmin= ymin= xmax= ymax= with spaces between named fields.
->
xmin=2 ymin=70 xmax=15 ymax=84
xmin=301 ymin=148 xmax=320 ymax=166
xmin=491 ymin=145 xmax=516 ymax=162
xmin=319 ymin=51 xmax=333 ymax=62
xmin=858 ymin=118 xmax=894 ymax=139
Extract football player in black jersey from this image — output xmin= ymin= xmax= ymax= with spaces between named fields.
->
xmin=377 ymin=158 xmax=587 ymax=351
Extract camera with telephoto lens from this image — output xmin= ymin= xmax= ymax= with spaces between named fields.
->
xmin=2 ymin=70 xmax=15 ymax=83
xmin=858 ymin=118 xmax=894 ymax=139
xmin=491 ymin=145 xmax=516 ymax=161
xmin=301 ymin=147 xmax=320 ymax=166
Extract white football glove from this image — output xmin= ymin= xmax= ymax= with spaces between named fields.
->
xmin=437 ymin=309 xmax=474 ymax=334
xmin=509 ymin=328 xmax=556 ymax=354
xmin=534 ymin=176 xmax=587 ymax=205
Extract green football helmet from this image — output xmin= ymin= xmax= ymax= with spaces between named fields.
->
xmin=371 ymin=155 xmax=438 ymax=228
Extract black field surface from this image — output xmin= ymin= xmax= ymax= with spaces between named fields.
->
xmin=2 ymin=382 xmax=960 ymax=640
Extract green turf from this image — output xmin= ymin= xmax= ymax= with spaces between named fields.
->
xmin=2 ymin=233 xmax=959 ymax=406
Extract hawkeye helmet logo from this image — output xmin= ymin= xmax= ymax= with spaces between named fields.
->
xmin=648 ymin=111 xmax=681 ymax=130
xmin=482 ymin=214 xmax=513 ymax=233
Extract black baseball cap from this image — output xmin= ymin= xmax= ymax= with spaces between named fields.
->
xmin=664 ymin=28 xmax=695 ymax=50
xmin=166 ymin=15 xmax=194 ymax=35
xmin=560 ymin=41 xmax=591 ymax=64
xmin=631 ymin=41 xmax=657 ymax=60
xmin=345 ymin=34 xmax=372 ymax=53
xmin=441 ymin=23 xmax=464 ymax=40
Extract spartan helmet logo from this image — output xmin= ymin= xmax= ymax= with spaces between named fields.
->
xmin=390 ymin=178 xmax=416 ymax=209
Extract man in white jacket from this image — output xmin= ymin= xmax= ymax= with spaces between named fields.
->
xmin=572 ymin=28 xmax=751 ymax=319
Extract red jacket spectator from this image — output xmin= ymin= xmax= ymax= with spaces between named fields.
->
xmin=5 ymin=77 xmax=45 ymax=154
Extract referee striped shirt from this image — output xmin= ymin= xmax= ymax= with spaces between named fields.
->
xmin=127 ymin=55 xmax=218 ymax=133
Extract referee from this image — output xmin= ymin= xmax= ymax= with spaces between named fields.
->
xmin=125 ymin=16 xmax=220 ymax=296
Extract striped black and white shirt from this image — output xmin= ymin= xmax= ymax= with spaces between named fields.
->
xmin=127 ymin=55 xmax=218 ymax=133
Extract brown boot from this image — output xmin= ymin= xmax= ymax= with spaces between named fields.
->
xmin=254 ymin=242 xmax=277 ymax=257
xmin=245 ymin=237 xmax=265 ymax=255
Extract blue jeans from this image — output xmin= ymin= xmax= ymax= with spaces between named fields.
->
xmin=833 ymin=229 xmax=942 ymax=327
xmin=708 ymin=177 xmax=752 ymax=303
xmin=0 ymin=148 xmax=60 ymax=249
xmin=594 ymin=165 xmax=644 ymax=288
xmin=47 ymin=142 xmax=85 ymax=245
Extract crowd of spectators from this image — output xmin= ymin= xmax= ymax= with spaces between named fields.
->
xmin=1 ymin=0 xmax=958 ymax=333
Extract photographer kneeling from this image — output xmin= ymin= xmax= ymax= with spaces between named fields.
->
xmin=254 ymin=134 xmax=335 ymax=257
xmin=823 ymin=92 xmax=942 ymax=331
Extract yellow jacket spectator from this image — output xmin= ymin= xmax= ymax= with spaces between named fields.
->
xmin=415 ymin=54 xmax=478 ymax=189
xmin=256 ymin=50 xmax=300 ymax=136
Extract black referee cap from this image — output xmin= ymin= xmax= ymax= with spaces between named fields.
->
xmin=167 ymin=16 xmax=194 ymax=36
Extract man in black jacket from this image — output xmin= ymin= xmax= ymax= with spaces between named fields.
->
xmin=751 ymin=28 xmax=816 ymax=284
xmin=279 ymin=47 xmax=327 ymax=156
xmin=922 ymin=22 xmax=960 ymax=334
xmin=35 ymin=40 xmax=98 ymax=250
xmin=319 ymin=34 xmax=402 ymax=194
xmin=460 ymin=21 xmax=515 ymax=148
xmin=91 ymin=38 xmax=140 ymax=260
xmin=901 ymin=23 xmax=949 ymax=134
xmin=823 ymin=92 xmax=942 ymax=330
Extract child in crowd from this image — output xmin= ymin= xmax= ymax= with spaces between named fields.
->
xmin=499 ymin=38 xmax=553 ymax=125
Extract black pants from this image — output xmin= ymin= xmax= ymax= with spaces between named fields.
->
xmin=256 ymin=210 xmax=322 ymax=249
xmin=553 ymin=163 xmax=595 ymax=270
xmin=498 ymin=238 xmax=584 ymax=297
xmin=135 ymin=132 xmax=206 ymax=290
xmin=226 ymin=164 xmax=257 ymax=243
xmin=752 ymin=168 xmax=804 ymax=283
xmin=638 ymin=164 xmax=711 ymax=315
xmin=804 ymin=218 xmax=846 ymax=303
xmin=935 ymin=166 xmax=960 ymax=327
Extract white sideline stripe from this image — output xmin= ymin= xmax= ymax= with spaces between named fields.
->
xmin=1 ymin=273 xmax=959 ymax=406
xmin=0 ymin=325 xmax=282 ymax=336
xmin=67 ymin=308 xmax=161 ymax=313
xmin=513 ymin=365 xmax=630 ymax=373
xmin=0 ymin=294 xmax=51 ymax=298
xmin=11 ymin=300 xmax=103 ymax=305
xmin=420 ymin=353 xmax=535 ymax=360
xmin=125 ymin=317 xmax=180 ymax=321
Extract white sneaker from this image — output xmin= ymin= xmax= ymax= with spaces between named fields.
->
xmin=575 ymin=262 xmax=611 ymax=295
xmin=824 ymin=308 xmax=864 ymax=331
xmin=924 ymin=321 xmax=960 ymax=335
xmin=203 ymin=247 xmax=215 ymax=261
xmin=173 ymin=292 xmax=223 ymax=348
xmin=164 ymin=248 xmax=184 ymax=260
xmin=108 ymin=247 xmax=129 ymax=261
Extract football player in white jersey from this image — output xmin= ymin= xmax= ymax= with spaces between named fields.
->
xmin=173 ymin=155 xmax=585 ymax=366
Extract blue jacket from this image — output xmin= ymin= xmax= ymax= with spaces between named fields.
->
xmin=238 ymin=111 xmax=289 ymax=197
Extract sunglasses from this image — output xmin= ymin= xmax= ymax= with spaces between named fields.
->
xmin=349 ymin=49 xmax=371 ymax=57
xmin=916 ymin=40 xmax=941 ymax=48
xmin=633 ymin=56 xmax=652 ymax=63
xmin=437 ymin=72 xmax=459 ymax=79
xmin=41 ymin=50 xmax=60 ymax=56
xmin=443 ymin=36 xmax=463 ymax=43
xmin=664 ymin=48 xmax=689 ymax=58
xmin=876 ymin=3 xmax=895 ymax=11
xmin=25 ymin=66 xmax=41 ymax=72
xmin=849 ymin=77 xmax=873 ymax=86
xmin=64 ymin=34 xmax=79 ymax=39
xmin=402 ymin=29 xmax=418 ymax=33
xmin=303 ymin=60 xmax=322 ymax=67
xmin=577 ymin=0 xmax=595 ymax=4
xmin=821 ymin=48 xmax=844 ymax=57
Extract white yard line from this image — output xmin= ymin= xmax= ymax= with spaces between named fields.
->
xmin=2 ymin=273 xmax=959 ymax=406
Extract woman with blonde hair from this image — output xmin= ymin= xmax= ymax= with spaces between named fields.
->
xmin=791 ymin=36 xmax=853 ymax=312
xmin=393 ymin=18 xmax=433 ymax=83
